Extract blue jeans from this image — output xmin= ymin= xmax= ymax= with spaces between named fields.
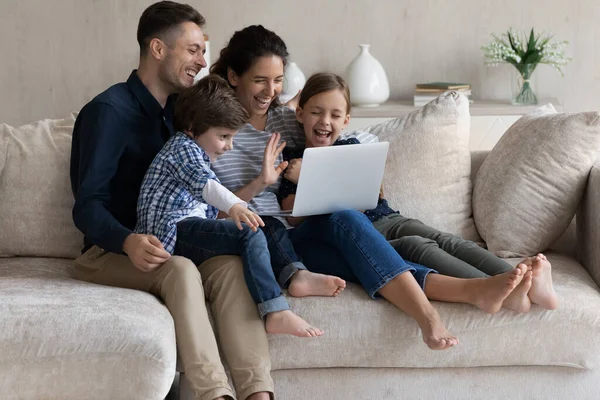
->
xmin=289 ymin=210 xmax=436 ymax=298
xmin=174 ymin=217 xmax=304 ymax=318
xmin=260 ymin=217 xmax=307 ymax=286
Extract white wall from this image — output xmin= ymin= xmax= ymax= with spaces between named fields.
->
xmin=1 ymin=0 xmax=599 ymax=126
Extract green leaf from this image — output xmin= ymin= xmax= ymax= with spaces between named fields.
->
xmin=507 ymin=30 xmax=519 ymax=54
xmin=528 ymin=28 xmax=536 ymax=53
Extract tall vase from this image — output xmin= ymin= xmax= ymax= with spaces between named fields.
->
xmin=280 ymin=62 xmax=306 ymax=103
xmin=345 ymin=44 xmax=390 ymax=107
xmin=511 ymin=63 xmax=538 ymax=105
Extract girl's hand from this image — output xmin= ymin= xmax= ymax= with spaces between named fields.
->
xmin=259 ymin=132 xmax=288 ymax=186
xmin=283 ymin=158 xmax=302 ymax=184
xmin=228 ymin=203 xmax=265 ymax=231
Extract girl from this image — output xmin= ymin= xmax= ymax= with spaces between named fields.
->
xmin=210 ymin=25 xmax=530 ymax=350
xmin=279 ymin=72 xmax=557 ymax=314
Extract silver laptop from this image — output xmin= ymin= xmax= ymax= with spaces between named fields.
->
xmin=261 ymin=142 xmax=389 ymax=217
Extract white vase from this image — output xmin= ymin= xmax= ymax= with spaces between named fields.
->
xmin=280 ymin=62 xmax=306 ymax=103
xmin=345 ymin=44 xmax=390 ymax=107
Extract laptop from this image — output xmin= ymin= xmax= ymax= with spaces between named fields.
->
xmin=261 ymin=142 xmax=389 ymax=217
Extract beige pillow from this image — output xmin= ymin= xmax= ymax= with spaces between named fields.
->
xmin=364 ymin=91 xmax=480 ymax=242
xmin=0 ymin=113 xmax=83 ymax=258
xmin=473 ymin=104 xmax=600 ymax=257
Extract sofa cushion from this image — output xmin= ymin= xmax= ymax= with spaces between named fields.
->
xmin=268 ymin=253 xmax=600 ymax=371
xmin=472 ymin=104 xmax=600 ymax=257
xmin=363 ymin=91 xmax=480 ymax=241
xmin=0 ymin=257 xmax=176 ymax=400
xmin=0 ymin=114 xmax=83 ymax=258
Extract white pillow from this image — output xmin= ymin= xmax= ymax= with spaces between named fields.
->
xmin=473 ymin=104 xmax=600 ymax=257
xmin=0 ymin=113 xmax=83 ymax=258
xmin=364 ymin=92 xmax=480 ymax=241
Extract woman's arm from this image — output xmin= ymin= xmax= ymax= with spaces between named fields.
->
xmin=234 ymin=132 xmax=289 ymax=202
xmin=281 ymin=194 xmax=306 ymax=226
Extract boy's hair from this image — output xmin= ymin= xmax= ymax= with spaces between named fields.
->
xmin=137 ymin=1 xmax=205 ymax=55
xmin=210 ymin=25 xmax=288 ymax=110
xmin=174 ymin=75 xmax=249 ymax=137
xmin=299 ymin=73 xmax=352 ymax=113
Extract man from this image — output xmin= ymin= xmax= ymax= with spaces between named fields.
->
xmin=70 ymin=2 xmax=273 ymax=399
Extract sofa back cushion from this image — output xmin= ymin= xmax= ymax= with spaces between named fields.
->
xmin=473 ymin=104 xmax=600 ymax=257
xmin=0 ymin=114 xmax=83 ymax=258
xmin=364 ymin=91 xmax=480 ymax=242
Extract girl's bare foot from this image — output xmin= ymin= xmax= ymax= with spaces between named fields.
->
xmin=288 ymin=269 xmax=346 ymax=297
xmin=418 ymin=309 xmax=459 ymax=350
xmin=503 ymin=266 xmax=533 ymax=313
xmin=529 ymin=253 xmax=558 ymax=310
xmin=470 ymin=264 xmax=526 ymax=314
xmin=265 ymin=310 xmax=323 ymax=337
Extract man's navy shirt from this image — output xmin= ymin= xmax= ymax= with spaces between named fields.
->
xmin=70 ymin=70 xmax=176 ymax=254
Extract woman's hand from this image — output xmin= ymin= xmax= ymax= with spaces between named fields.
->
xmin=259 ymin=132 xmax=288 ymax=186
xmin=228 ymin=203 xmax=265 ymax=231
xmin=283 ymin=158 xmax=302 ymax=184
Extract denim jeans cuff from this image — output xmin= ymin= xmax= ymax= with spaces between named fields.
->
xmin=278 ymin=261 xmax=307 ymax=288
xmin=257 ymin=295 xmax=291 ymax=319
xmin=369 ymin=265 xmax=416 ymax=299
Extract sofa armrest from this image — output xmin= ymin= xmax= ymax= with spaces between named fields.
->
xmin=577 ymin=160 xmax=600 ymax=286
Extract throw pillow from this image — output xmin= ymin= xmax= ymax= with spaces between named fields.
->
xmin=0 ymin=113 xmax=83 ymax=258
xmin=363 ymin=91 xmax=480 ymax=242
xmin=473 ymin=104 xmax=600 ymax=257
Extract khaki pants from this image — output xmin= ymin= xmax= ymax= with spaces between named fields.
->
xmin=74 ymin=246 xmax=273 ymax=400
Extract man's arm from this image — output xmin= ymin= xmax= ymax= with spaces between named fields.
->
xmin=71 ymin=103 xmax=131 ymax=253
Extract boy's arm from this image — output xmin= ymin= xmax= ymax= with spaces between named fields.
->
xmin=202 ymin=179 xmax=246 ymax=214
xmin=71 ymin=103 xmax=133 ymax=253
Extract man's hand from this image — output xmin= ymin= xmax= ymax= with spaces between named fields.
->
xmin=283 ymin=158 xmax=302 ymax=184
xmin=259 ymin=132 xmax=288 ymax=186
xmin=123 ymin=233 xmax=171 ymax=272
xmin=229 ymin=203 xmax=265 ymax=231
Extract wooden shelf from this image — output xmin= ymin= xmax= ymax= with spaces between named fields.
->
xmin=350 ymin=98 xmax=562 ymax=118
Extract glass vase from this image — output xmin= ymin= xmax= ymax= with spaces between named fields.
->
xmin=511 ymin=63 xmax=538 ymax=105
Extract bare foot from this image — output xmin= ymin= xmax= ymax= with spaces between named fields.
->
xmin=418 ymin=309 xmax=459 ymax=350
xmin=265 ymin=310 xmax=323 ymax=337
xmin=529 ymin=254 xmax=558 ymax=310
xmin=288 ymin=269 xmax=346 ymax=297
xmin=469 ymin=264 xmax=526 ymax=314
xmin=503 ymin=265 xmax=533 ymax=313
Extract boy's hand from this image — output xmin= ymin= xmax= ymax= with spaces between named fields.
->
xmin=123 ymin=233 xmax=171 ymax=272
xmin=229 ymin=203 xmax=265 ymax=231
xmin=259 ymin=132 xmax=288 ymax=186
xmin=283 ymin=158 xmax=302 ymax=184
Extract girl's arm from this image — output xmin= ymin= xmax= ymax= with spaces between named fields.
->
xmin=281 ymin=194 xmax=306 ymax=226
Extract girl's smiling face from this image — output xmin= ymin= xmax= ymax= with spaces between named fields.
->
xmin=296 ymin=89 xmax=350 ymax=148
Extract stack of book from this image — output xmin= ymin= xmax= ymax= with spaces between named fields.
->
xmin=413 ymin=82 xmax=471 ymax=106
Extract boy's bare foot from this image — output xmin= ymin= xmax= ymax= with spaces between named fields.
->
xmin=288 ymin=269 xmax=346 ymax=297
xmin=470 ymin=265 xmax=526 ymax=314
xmin=265 ymin=310 xmax=323 ymax=337
xmin=503 ymin=266 xmax=533 ymax=313
xmin=529 ymin=253 xmax=558 ymax=310
xmin=418 ymin=309 xmax=459 ymax=350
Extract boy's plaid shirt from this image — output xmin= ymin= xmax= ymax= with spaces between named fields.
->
xmin=135 ymin=131 xmax=219 ymax=254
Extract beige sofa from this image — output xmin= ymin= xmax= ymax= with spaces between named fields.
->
xmin=2 ymin=105 xmax=600 ymax=400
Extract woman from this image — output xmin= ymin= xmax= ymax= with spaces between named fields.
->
xmin=209 ymin=25 xmax=532 ymax=350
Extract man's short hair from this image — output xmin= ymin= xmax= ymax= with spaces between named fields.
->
xmin=137 ymin=1 xmax=205 ymax=55
xmin=173 ymin=75 xmax=249 ymax=137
